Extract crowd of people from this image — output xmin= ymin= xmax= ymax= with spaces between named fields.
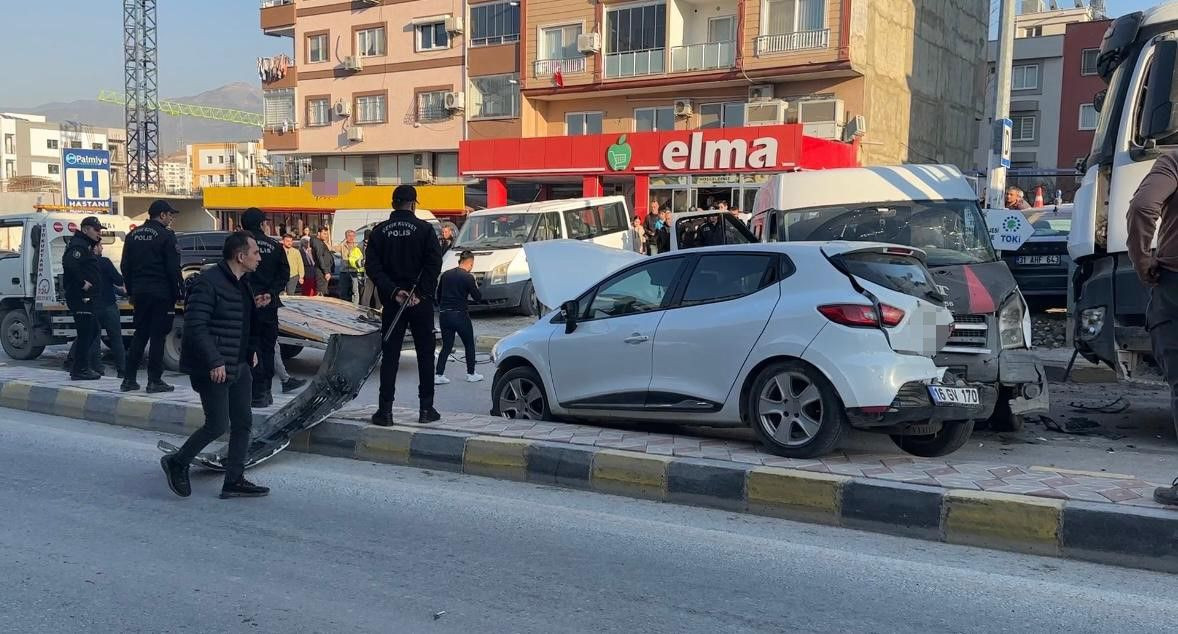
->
xmin=628 ymin=196 xmax=750 ymax=255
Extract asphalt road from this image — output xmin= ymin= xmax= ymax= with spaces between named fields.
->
xmin=3 ymin=409 xmax=1176 ymax=633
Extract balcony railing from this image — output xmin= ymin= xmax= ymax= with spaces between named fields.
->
xmin=669 ymin=41 xmax=735 ymax=73
xmin=755 ymin=28 xmax=830 ymax=56
xmin=534 ymin=57 xmax=588 ymax=78
xmin=605 ymin=48 xmax=665 ymax=78
xmin=260 ymin=0 xmax=292 ymax=7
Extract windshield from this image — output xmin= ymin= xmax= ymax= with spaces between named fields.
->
xmin=1023 ymin=209 xmax=1071 ymax=237
xmin=454 ymin=213 xmax=539 ymax=249
xmin=779 ymin=200 xmax=997 ymax=267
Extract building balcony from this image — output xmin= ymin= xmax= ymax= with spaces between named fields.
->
xmin=604 ymin=48 xmax=665 ymax=78
xmin=669 ymin=41 xmax=735 ymax=73
xmin=262 ymin=128 xmax=298 ymax=152
xmin=755 ymin=29 xmax=831 ymax=56
xmin=534 ymin=57 xmax=588 ymax=78
xmin=260 ymin=58 xmax=296 ymax=89
xmin=260 ymin=0 xmax=295 ymax=37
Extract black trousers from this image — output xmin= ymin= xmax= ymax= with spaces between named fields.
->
xmin=252 ymin=310 xmax=279 ymax=398
xmin=124 ymin=294 xmax=174 ymax=383
xmin=1148 ymin=271 xmax=1178 ymax=437
xmin=70 ymin=308 xmax=98 ymax=376
xmin=315 ymin=273 xmax=329 ymax=296
xmin=379 ymin=298 xmax=435 ymax=408
xmin=339 ymin=272 xmax=357 ymax=303
xmin=436 ymin=310 xmax=476 ymax=375
xmin=174 ymin=363 xmax=253 ymax=484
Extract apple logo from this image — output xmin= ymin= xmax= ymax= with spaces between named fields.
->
xmin=606 ymin=135 xmax=632 ymax=171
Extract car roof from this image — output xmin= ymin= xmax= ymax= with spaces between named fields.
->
xmin=467 ymin=196 xmax=627 ymax=217
xmin=754 ymin=164 xmax=976 ymax=213
xmin=651 ymin=240 xmax=911 ymax=258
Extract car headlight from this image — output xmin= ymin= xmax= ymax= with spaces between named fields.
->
xmin=1079 ymin=307 xmax=1105 ymax=341
xmin=999 ymin=293 xmax=1028 ymax=350
xmin=489 ymin=261 xmax=510 ymax=285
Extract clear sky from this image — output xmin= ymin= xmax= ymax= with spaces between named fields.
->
xmin=4 ymin=0 xmax=275 ymax=107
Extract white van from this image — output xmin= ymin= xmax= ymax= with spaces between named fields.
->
xmin=331 ymin=208 xmax=441 ymax=245
xmin=441 ymin=196 xmax=631 ymax=315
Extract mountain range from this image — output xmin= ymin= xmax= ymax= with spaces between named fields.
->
xmin=2 ymin=83 xmax=263 ymax=155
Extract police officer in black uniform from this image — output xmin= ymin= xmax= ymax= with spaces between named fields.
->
xmin=240 ymin=207 xmax=289 ymax=407
xmin=366 ymin=185 xmax=443 ymax=426
xmin=121 ymin=199 xmax=183 ymax=393
xmin=62 ymin=216 xmax=105 ymax=381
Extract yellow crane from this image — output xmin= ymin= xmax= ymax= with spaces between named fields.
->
xmin=97 ymin=90 xmax=263 ymax=128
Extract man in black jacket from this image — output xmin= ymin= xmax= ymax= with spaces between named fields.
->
xmin=121 ymin=199 xmax=183 ymax=393
xmin=67 ymin=241 xmax=127 ymax=377
xmin=240 ymin=207 xmax=289 ymax=407
xmin=310 ymin=226 xmax=334 ymax=296
xmin=161 ymin=232 xmax=269 ymax=499
xmin=365 ymin=185 xmax=443 ymax=425
xmin=61 ymin=216 xmax=104 ymax=381
xmin=434 ymin=250 xmax=483 ymax=385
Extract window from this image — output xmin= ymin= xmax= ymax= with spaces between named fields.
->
xmin=764 ymin=0 xmax=824 ymax=34
xmin=417 ymin=90 xmax=449 ymax=121
xmin=307 ymin=33 xmax=329 ymax=63
xmin=1079 ymin=103 xmax=1098 ymax=131
xmin=542 ymin=24 xmax=582 ymax=59
xmin=470 ymin=2 xmax=520 ymax=47
xmin=587 ymin=258 xmax=683 ymax=319
xmin=562 ymin=202 xmax=628 ymax=239
xmin=607 ymin=3 xmax=666 ymax=53
xmin=566 ymin=112 xmax=603 ymax=136
xmin=218 ymin=155 xmax=225 ymax=164
xmin=308 ymin=98 xmax=330 ymax=126
xmin=355 ymin=94 xmax=387 ymax=124
xmin=48 ymin=164 xmax=60 ymax=175
xmin=3 ymin=134 xmax=13 ymax=154
xmin=4 ymin=160 xmax=14 ymax=179
xmin=1012 ymin=114 xmax=1036 ymax=141
xmin=469 ymin=74 xmax=519 ymax=119
xmin=356 ymin=26 xmax=387 ymax=57
xmin=263 ymin=88 xmax=296 ymax=128
xmin=635 ymin=106 xmax=674 ymax=132
xmin=1022 ymin=25 xmax=1043 ymax=38
xmin=1012 ymin=64 xmax=1039 ymax=90
xmin=69 ymin=141 xmax=82 ymax=149
xmin=700 ymin=102 xmax=745 ymax=128
xmin=1081 ymin=48 xmax=1099 ymax=76
xmin=46 ymin=139 xmax=59 ymax=150
xmin=533 ymin=213 xmax=561 ymax=241
xmin=218 ymin=174 xmax=225 ymax=183
xmin=91 ymin=143 xmax=103 ymax=150
xmin=708 ymin=16 xmax=736 ymax=43
xmin=416 ymin=22 xmax=449 ymax=51
xmin=681 ymin=254 xmax=775 ymax=306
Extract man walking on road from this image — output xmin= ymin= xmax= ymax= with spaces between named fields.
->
xmin=61 ymin=216 xmax=104 ymax=381
xmin=160 ymin=232 xmax=270 ymax=499
xmin=241 ymin=208 xmax=289 ymax=408
xmin=1126 ymin=151 xmax=1178 ymax=507
xmin=121 ymin=199 xmax=182 ymax=393
xmin=365 ymin=185 xmax=443 ymax=426
xmin=282 ymin=233 xmax=304 ymax=295
xmin=435 ymin=250 xmax=483 ymax=386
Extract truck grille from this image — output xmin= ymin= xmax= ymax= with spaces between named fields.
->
xmin=944 ymin=313 xmax=990 ymax=354
xmin=472 ymin=272 xmax=486 ymax=286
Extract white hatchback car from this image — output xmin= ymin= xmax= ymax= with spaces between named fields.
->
xmin=490 ymin=239 xmax=992 ymax=458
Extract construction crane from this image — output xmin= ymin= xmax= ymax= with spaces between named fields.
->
xmin=97 ymin=90 xmax=263 ymax=128
xmin=124 ymin=0 xmax=159 ymax=191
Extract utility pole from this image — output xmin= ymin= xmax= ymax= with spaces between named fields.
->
xmin=986 ymin=0 xmax=1017 ymax=209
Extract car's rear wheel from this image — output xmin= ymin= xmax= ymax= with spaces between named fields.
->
xmin=163 ymin=316 xmax=182 ymax=373
xmin=890 ymin=420 xmax=975 ymax=457
xmin=491 ymin=366 xmax=550 ymax=420
xmin=747 ymin=360 xmax=847 ymax=458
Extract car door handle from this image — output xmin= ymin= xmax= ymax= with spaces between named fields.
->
xmin=623 ymin=334 xmax=649 ymax=344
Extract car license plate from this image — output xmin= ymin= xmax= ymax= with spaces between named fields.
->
xmin=928 ymin=386 xmax=980 ymax=406
xmin=1015 ymin=255 xmax=1061 ymax=265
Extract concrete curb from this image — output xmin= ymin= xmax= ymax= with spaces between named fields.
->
xmin=5 ymin=377 xmax=1178 ymax=574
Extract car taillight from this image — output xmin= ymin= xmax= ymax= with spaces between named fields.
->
xmin=818 ymin=304 xmax=905 ymax=328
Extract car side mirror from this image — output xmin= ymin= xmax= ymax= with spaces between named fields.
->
xmin=561 ymin=300 xmax=579 ymax=334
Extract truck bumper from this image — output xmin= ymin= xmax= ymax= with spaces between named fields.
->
xmin=470 ymin=280 xmax=529 ymax=311
xmin=934 ymin=348 xmax=1049 ymax=416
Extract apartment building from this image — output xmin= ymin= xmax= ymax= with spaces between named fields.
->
xmin=161 ymin=152 xmax=192 ymax=195
xmin=0 ymin=114 xmax=115 ymax=189
xmin=1057 ymin=18 xmax=1110 ymax=171
xmin=187 ymin=141 xmax=267 ymax=190
xmin=460 ymin=0 xmax=988 ymax=214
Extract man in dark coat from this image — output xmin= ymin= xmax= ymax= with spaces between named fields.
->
xmin=121 ymin=199 xmax=182 ymax=393
xmin=240 ymin=207 xmax=289 ymax=408
xmin=160 ymin=231 xmax=269 ymax=499
xmin=310 ymin=226 xmax=334 ymax=296
xmin=61 ymin=216 xmax=104 ymax=381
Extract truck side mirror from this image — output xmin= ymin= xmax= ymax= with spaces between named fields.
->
xmin=1093 ymin=89 xmax=1106 ymax=113
xmin=1139 ymin=40 xmax=1178 ymax=142
xmin=561 ymin=300 xmax=579 ymax=334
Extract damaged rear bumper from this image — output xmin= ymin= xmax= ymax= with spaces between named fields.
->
xmin=847 ymin=379 xmax=997 ymax=431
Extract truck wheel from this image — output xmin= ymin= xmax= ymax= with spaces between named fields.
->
xmin=985 ymin=387 xmax=1024 ymax=432
xmin=163 ymin=316 xmax=182 ymax=373
xmin=515 ymin=282 xmax=538 ymax=317
xmin=1 ymin=310 xmax=45 ymax=361
xmin=890 ymin=420 xmax=975 ymax=458
xmin=280 ymin=344 xmax=303 ymax=360
xmin=747 ymin=360 xmax=847 ymax=458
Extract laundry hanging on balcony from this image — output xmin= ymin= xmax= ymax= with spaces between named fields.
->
xmin=257 ymin=54 xmax=292 ymax=83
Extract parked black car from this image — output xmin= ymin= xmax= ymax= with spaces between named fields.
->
xmin=1001 ymin=204 xmax=1071 ymax=304
xmin=177 ymin=231 xmax=342 ymax=295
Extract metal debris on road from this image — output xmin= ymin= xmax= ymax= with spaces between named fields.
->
xmin=1068 ymin=396 xmax=1129 ymax=414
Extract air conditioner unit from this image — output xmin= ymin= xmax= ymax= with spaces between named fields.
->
xmin=673 ymin=99 xmax=693 ymax=117
xmin=343 ymin=56 xmax=363 ymax=71
xmin=443 ymin=91 xmax=465 ymax=111
xmin=804 ymin=122 xmax=843 ymax=140
xmin=334 ymin=101 xmax=350 ymax=118
xmin=797 ymin=98 xmax=845 ymax=125
xmin=413 ymin=152 xmax=429 ymax=166
xmin=445 ymin=16 xmax=464 ymax=34
xmin=347 ymin=127 xmax=364 ymax=142
xmin=414 ymin=167 xmax=434 ymax=184
xmin=748 ymin=85 xmax=774 ymax=101
xmin=843 ymin=114 xmax=867 ymax=141
xmin=577 ymin=32 xmax=601 ymax=54
xmin=744 ymin=99 xmax=787 ymax=126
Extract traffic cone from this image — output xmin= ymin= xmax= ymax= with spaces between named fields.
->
xmin=1033 ymin=186 xmax=1044 ymax=208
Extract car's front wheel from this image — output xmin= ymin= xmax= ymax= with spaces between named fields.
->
xmin=890 ymin=420 xmax=975 ymax=457
xmin=491 ymin=366 xmax=551 ymax=420
xmin=747 ymin=360 xmax=847 ymax=458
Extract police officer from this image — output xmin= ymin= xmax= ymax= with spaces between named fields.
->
xmin=121 ymin=199 xmax=183 ymax=393
xmin=62 ymin=216 xmax=105 ymax=381
xmin=240 ymin=207 xmax=289 ymax=407
xmin=365 ymin=185 xmax=443 ymax=426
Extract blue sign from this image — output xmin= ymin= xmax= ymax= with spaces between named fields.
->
xmin=61 ymin=148 xmax=112 ymax=210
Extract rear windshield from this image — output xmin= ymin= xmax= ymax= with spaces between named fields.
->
xmin=834 ymin=252 xmax=943 ymax=304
